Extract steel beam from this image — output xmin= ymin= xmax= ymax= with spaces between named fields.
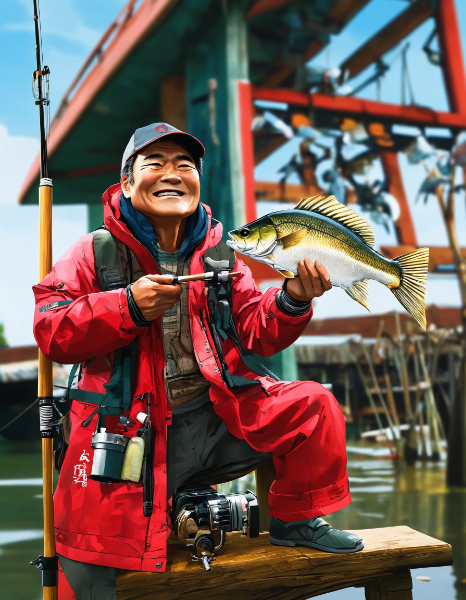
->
xmin=379 ymin=151 xmax=417 ymax=246
xmin=246 ymin=0 xmax=293 ymax=20
xmin=339 ymin=0 xmax=432 ymax=82
xmin=238 ymin=81 xmax=257 ymax=223
xmin=252 ymin=87 xmax=466 ymax=128
xmin=436 ymin=0 xmax=466 ymax=115
xmin=261 ymin=0 xmax=371 ymax=88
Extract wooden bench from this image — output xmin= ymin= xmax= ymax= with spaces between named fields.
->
xmin=117 ymin=526 xmax=453 ymax=599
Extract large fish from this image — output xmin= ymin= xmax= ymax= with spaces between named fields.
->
xmin=227 ymin=194 xmax=429 ymax=329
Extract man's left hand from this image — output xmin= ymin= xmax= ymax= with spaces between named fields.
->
xmin=286 ymin=258 xmax=332 ymax=302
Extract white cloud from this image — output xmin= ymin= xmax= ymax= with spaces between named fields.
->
xmin=0 ymin=123 xmax=39 ymax=206
xmin=4 ymin=0 xmax=101 ymax=49
xmin=0 ymin=204 xmax=87 ymax=347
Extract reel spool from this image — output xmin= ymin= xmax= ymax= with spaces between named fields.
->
xmin=172 ymin=485 xmax=259 ymax=570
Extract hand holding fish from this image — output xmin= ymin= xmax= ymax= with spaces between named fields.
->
xmin=286 ymin=258 xmax=332 ymax=301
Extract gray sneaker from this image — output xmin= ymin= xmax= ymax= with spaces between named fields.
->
xmin=269 ymin=517 xmax=364 ymax=554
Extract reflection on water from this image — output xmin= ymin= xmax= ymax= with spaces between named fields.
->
xmin=1 ymin=441 xmax=466 ymax=599
xmin=327 ymin=450 xmax=465 ymax=600
xmin=0 ymin=440 xmax=44 ymax=600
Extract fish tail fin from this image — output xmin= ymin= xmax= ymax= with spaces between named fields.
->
xmin=391 ymin=247 xmax=429 ymax=330
xmin=344 ymin=279 xmax=370 ymax=312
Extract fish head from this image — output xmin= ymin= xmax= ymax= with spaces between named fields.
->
xmin=227 ymin=216 xmax=277 ymax=259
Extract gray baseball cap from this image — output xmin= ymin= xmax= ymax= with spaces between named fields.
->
xmin=121 ymin=122 xmax=205 ymax=170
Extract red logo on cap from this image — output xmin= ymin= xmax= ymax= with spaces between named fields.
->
xmin=156 ymin=125 xmax=169 ymax=132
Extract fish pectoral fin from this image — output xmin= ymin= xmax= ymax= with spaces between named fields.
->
xmin=344 ymin=280 xmax=370 ymax=312
xmin=279 ymin=228 xmax=307 ymax=250
xmin=277 ymin=269 xmax=295 ymax=278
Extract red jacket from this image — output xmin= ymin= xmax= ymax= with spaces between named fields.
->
xmin=33 ymin=184 xmax=313 ymax=572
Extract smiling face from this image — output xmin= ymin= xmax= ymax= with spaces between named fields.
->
xmin=120 ymin=139 xmax=201 ymax=222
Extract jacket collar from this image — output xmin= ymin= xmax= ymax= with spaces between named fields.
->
xmin=101 ymin=184 xmax=222 ymax=276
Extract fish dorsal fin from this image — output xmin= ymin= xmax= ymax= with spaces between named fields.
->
xmin=295 ymin=194 xmax=375 ymax=248
xmin=344 ymin=280 xmax=370 ymax=312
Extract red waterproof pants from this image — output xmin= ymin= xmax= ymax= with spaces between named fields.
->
xmin=226 ymin=379 xmax=350 ymax=521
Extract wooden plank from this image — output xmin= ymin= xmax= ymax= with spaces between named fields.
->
xmin=339 ymin=0 xmax=432 ymax=82
xmin=304 ymin=307 xmax=461 ymax=338
xmin=116 ymin=526 xmax=452 ymax=600
xmin=0 ymin=345 xmax=38 ymax=365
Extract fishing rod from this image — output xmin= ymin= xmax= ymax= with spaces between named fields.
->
xmin=28 ymin=1 xmax=58 ymax=598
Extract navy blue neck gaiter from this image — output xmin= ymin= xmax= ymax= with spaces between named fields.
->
xmin=118 ymin=193 xmax=209 ymax=263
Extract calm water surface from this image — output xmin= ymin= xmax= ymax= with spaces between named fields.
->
xmin=1 ymin=440 xmax=465 ymax=599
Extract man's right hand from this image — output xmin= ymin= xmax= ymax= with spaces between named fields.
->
xmin=130 ymin=275 xmax=182 ymax=321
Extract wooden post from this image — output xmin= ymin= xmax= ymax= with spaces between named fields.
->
xmin=432 ymin=181 xmax=466 ymax=484
xmin=255 ymin=460 xmax=275 ymax=532
xmin=364 ymin=570 xmax=413 ymax=600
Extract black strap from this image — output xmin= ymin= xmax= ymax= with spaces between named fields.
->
xmin=203 ymin=241 xmax=280 ymax=388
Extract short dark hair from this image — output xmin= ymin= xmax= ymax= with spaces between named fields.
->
xmin=121 ymin=153 xmax=203 ymax=185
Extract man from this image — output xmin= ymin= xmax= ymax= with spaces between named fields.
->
xmin=33 ymin=123 xmax=363 ymax=599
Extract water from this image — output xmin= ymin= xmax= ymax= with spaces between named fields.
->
xmin=2 ymin=441 xmax=466 ymax=599
xmin=0 ymin=440 xmax=45 ymax=600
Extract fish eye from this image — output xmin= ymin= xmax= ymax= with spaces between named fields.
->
xmin=239 ymin=228 xmax=250 ymax=238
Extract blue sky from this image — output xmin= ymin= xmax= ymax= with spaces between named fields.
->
xmin=1 ymin=0 xmax=466 ymax=346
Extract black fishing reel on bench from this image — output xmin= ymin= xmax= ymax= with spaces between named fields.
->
xmin=171 ymin=485 xmax=259 ymax=571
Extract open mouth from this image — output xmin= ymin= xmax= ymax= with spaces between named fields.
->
xmin=153 ymin=189 xmax=185 ymax=197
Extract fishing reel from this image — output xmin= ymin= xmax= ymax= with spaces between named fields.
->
xmin=171 ymin=485 xmax=259 ymax=571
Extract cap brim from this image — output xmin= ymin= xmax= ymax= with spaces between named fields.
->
xmin=127 ymin=131 xmax=205 ymax=163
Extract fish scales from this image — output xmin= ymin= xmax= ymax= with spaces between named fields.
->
xmin=268 ymin=211 xmax=400 ymax=288
xmin=227 ymin=193 xmax=429 ymax=329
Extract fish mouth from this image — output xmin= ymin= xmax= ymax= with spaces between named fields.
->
xmin=226 ymin=233 xmax=238 ymax=248
xmin=226 ymin=233 xmax=276 ymax=258
xmin=227 ymin=232 xmax=246 ymax=252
